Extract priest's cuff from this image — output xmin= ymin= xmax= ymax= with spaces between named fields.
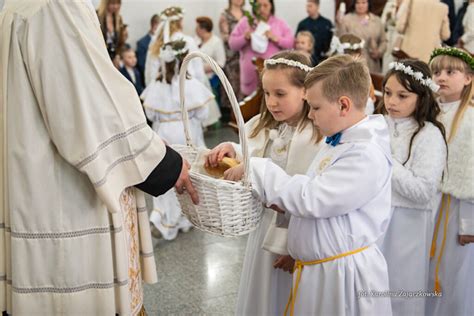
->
xmin=135 ymin=146 xmax=182 ymax=197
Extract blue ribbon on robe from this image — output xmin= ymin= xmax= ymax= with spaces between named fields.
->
xmin=325 ymin=132 xmax=342 ymax=147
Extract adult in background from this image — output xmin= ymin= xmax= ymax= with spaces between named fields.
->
xmin=219 ymin=0 xmax=245 ymax=121
xmin=296 ymin=0 xmax=333 ymax=65
xmin=381 ymin=0 xmax=403 ymax=73
xmin=396 ymin=0 xmax=450 ymax=63
xmin=338 ymin=0 xmax=387 ymax=73
xmin=229 ymin=0 xmax=294 ymax=96
xmin=0 ymin=0 xmax=198 ymax=315
xmin=136 ymin=14 xmax=160 ymax=84
xmin=97 ymin=0 xmax=123 ymax=61
xmin=195 ymin=17 xmax=226 ymax=109
xmin=459 ymin=0 xmax=474 ymax=54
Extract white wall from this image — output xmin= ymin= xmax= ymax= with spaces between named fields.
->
xmin=0 ymin=0 xmax=336 ymax=49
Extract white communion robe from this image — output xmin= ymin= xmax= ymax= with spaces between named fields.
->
xmin=234 ymin=115 xmax=322 ymax=316
xmin=0 ymin=1 xmax=178 ymax=314
xmin=427 ymin=100 xmax=474 ymax=316
xmin=141 ymin=76 xmax=211 ymax=240
xmin=144 ymin=31 xmax=221 ymax=127
xmin=378 ymin=116 xmax=446 ymax=316
xmin=249 ymin=115 xmax=393 ymax=316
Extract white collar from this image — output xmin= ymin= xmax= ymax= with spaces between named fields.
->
xmin=338 ymin=114 xmax=391 ymax=156
xmin=438 ymin=98 xmax=461 ymax=114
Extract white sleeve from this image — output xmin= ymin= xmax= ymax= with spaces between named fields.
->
xmin=392 ymin=128 xmax=447 ymax=205
xmin=215 ymin=38 xmax=227 ymax=68
xmin=145 ymin=52 xmax=160 ymax=86
xmin=189 ymin=104 xmax=209 ymax=122
xmin=249 ymin=145 xmax=391 ymax=219
xmin=21 ymin=0 xmax=167 ymax=211
xmin=185 ymin=37 xmax=208 ymax=83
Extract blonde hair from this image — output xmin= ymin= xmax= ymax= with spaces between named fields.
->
xmin=430 ymin=54 xmax=474 ymax=142
xmin=251 ymin=51 xmax=322 ymax=143
xmin=150 ymin=6 xmax=184 ymax=57
xmin=97 ymin=0 xmax=122 ymax=32
xmin=305 ymin=54 xmax=371 ymax=110
xmin=149 ymin=20 xmax=182 ymax=57
xmin=296 ymin=31 xmax=315 ymax=53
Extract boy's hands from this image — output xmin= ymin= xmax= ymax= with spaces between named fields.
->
xmin=268 ymin=204 xmax=285 ymax=214
xmin=273 ymin=255 xmax=295 ymax=273
xmin=205 ymin=142 xmax=237 ymax=168
xmin=223 ymin=164 xmax=244 ymax=181
xmin=459 ymin=235 xmax=474 ymax=246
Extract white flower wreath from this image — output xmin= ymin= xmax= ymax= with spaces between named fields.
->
xmin=389 ymin=62 xmax=440 ymax=92
xmin=264 ymin=58 xmax=314 ymax=72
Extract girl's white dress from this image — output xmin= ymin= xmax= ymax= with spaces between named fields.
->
xmin=141 ymin=76 xmax=212 ymax=240
xmin=144 ymin=31 xmax=221 ymax=127
xmin=378 ymin=116 xmax=446 ymax=316
xmin=427 ymin=100 xmax=474 ymax=316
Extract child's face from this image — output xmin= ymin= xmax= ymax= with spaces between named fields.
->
xmin=295 ymin=35 xmax=313 ymax=54
xmin=432 ymin=68 xmax=472 ymax=102
xmin=306 ymin=81 xmax=344 ymax=136
xmin=262 ymin=69 xmax=306 ymax=125
xmin=122 ymin=51 xmax=137 ymax=68
xmin=306 ymin=1 xmax=319 ymax=16
xmin=383 ymin=75 xmax=418 ymax=119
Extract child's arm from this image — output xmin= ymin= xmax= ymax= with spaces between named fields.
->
xmin=144 ymin=53 xmax=160 ymax=86
xmin=249 ymin=146 xmax=390 ymax=219
xmin=189 ymin=102 xmax=209 ymax=123
xmin=391 ymin=129 xmax=446 ymax=205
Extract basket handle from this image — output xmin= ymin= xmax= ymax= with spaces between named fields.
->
xmin=179 ymin=51 xmax=251 ymax=186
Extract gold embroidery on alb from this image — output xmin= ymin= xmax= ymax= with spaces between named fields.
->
xmin=318 ymin=157 xmax=331 ymax=172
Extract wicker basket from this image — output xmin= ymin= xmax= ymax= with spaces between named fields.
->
xmin=173 ymin=51 xmax=263 ymax=237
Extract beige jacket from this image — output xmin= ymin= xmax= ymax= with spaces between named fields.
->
xmin=397 ymin=0 xmax=451 ymax=63
xmin=1 ymin=1 xmax=165 ymax=314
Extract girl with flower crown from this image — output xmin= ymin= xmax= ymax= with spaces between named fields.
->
xmin=427 ymin=47 xmax=474 ymax=316
xmin=141 ymin=40 xmax=212 ymax=240
xmin=205 ymin=51 xmax=323 ymax=315
xmin=145 ymin=6 xmax=221 ymax=127
xmin=328 ymin=33 xmax=377 ymax=114
xmin=377 ymin=59 xmax=447 ymax=316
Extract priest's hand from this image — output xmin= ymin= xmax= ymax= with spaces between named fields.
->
xmin=273 ymin=255 xmax=295 ymax=274
xmin=459 ymin=235 xmax=474 ymax=246
xmin=175 ymin=159 xmax=199 ymax=205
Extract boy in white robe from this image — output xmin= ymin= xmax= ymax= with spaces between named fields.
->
xmin=233 ymin=55 xmax=393 ymax=315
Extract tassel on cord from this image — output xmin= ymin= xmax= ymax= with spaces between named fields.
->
xmin=433 ymin=194 xmax=451 ymax=294
xmin=430 ymin=195 xmax=446 ymax=259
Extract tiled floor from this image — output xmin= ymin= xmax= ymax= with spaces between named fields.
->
xmin=143 ymin=126 xmax=245 ymax=315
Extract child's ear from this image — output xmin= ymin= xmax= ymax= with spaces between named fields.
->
xmin=464 ymin=74 xmax=472 ymax=86
xmin=338 ymin=96 xmax=352 ymax=116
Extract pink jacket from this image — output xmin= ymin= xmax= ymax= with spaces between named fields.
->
xmin=229 ymin=16 xmax=294 ymax=96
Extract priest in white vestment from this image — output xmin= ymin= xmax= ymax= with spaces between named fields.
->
xmin=0 ymin=0 xmax=197 ymax=315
